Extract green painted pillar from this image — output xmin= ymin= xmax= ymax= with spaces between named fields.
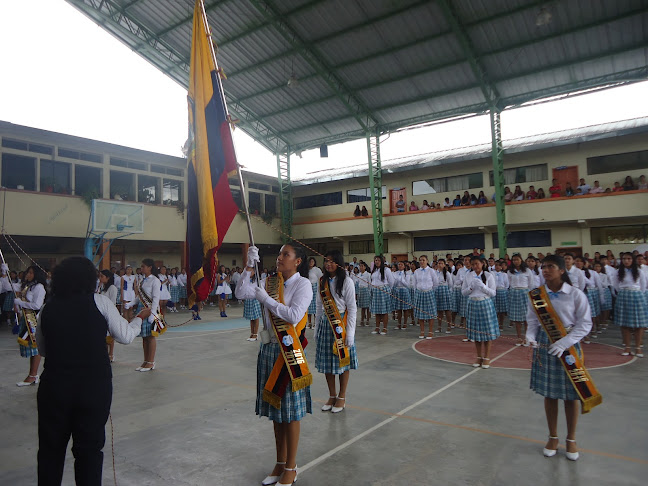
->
xmin=490 ymin=109 xmax=507 ymax=257
xmin=366 ymin=130 xmax=384 ymax=256
xmin=276 ymin=151 xmax=292 ymax=242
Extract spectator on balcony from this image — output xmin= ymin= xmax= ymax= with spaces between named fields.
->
xmin=526 ymin=186 xmax=538 ymax=200
xmin=395 ymin=195 xmax=406 ymax=212
xmin=477 ymin=191 xmax=487 ymax=205
xmin=622 ymin=176 xmax=636 ymax=191
xmin=589 ymin=181 xmax=604 ymax=194
xmin=504 ymin=186 xmax=513 ymax=202
xmin=638 ymin=175 xmax=647 ymax=190
xmin=443 ymin=197 xmax=452 ymax=208
xmin=513 ymin=186 xmax=524 ymax=201
xmin=353 ymin=205 xmax=361 ymax=217
xmin=453 ymin=195 xmax=461 ymax=206
xmin=577 ymin=178 xmax=591 ymax=195
xmin=461 ymin=191 xmax=471 ymax=206
xmin=549 ymin=179 xmax=562 ymax=198
xmin=436 ymin=203 xmax=441 ymax=210
xmin=361 ymin=206 xmax=369 ymax=216
xmin=612 ymin=182 xmax=623 ymax=192
xmin=470 ymin=194 xmax=478 ymax=205
xmin=565 ymin=182 xmax=575 ymax=197
xmin=409 ymin=201 xmax=419 ymax=211
xmin=421 ymin=200 xmax=430 ymax=210
xmin=536 ymin=188 xmax=546 ymax=199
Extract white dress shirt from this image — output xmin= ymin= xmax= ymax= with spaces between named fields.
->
xmin=370 ymin=267 xmax=394 ymax=287
xmin=525 ymin=283 xmax=592 ymax=349
xmin=125 ymin=274 xmax=161 ymax=323
xmin=452 ymin=270 xmax=464 ymax=289
xmin=314 ymin=276 xmax=357 ymax=346
xmin=356 ymin=271 xmax=371 ymax=288
xmin=508 ymin=268 xmax=536 ymax=289
xmin=308 ymin=266 xmax=323 ymax=285
xmin=13 ymin=283 xmax=46 ymax=310
xmin=494 ymin=271 xmax=509 ymax=289
xmin=100 ymin=285 xmax=118 ymax=305
xmin=529 ymin=270 xmax=545 ymax=288
xmin=565 ymin=266 xmax=585 ymax=290
xmin=392 ymin=270 xmax=409 ymax=288
xmin=436 ymin=269 xmax=453 ymax=287
xmin=461 ymin=271 xmax=496 ymax=298
xmin=413 ymin=266 xmax=437 ymax=291
xmin=611 ymin=270 xmax=648 ymax=292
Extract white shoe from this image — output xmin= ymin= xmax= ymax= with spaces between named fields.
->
xmin=565 ymin=439 xmax=579 ymax=461
xmin=16 ymin=375 xmax=39 ymax=387
xmin=418 ymin=335 xmax=425 ymax=339
xmin=543 ymin=436 xmax=559 ymax=457
xmin=139 ymin=361 xmax=155 ymax=372
xmin=379 ymin=330 xmax=387 ymax=335
xmin=321 ymin=396 xmax=336 ymax=412
xmin=331 ymin=397 xmax=345 ymax=413
xmin=262 ymin=462 xmax=286 ymax=485
xmin=276 ymin=466 xmax=298 ymax=486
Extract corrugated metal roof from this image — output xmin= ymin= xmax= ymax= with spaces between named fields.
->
xmin=66 ymin=0 xmax=648 ymax=154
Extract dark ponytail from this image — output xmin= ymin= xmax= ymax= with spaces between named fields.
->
xmin=575 ymin=257 xmax=591 ymax=279
xmin=142 ymin=258 xmax=158 ymax=277
xmin=286 ymin=243 xmax=309 ymax=278
xmin=372 ymin=255 xmax=386 ymax=281
xmin=438 ymin=259 xmax=448 ymax=281
xmin=100 ymin=269 xmax=114 ymax=293
xmin=322 ymin=250 xmax=346 ymax=297
xmin=470 ymin=256 xmax=487 ymax=284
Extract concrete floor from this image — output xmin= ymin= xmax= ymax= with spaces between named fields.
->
xmin=1 ymin=303 xmax=646 ymax=485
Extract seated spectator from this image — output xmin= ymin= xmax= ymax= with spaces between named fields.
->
xmin=470 ymin=194 xmax=477 ymax=205
xmin=409 ymin=201 xmax=419 ymax=211
xmin=513 ymin=185 xmax=524 ymax=201
xmin=491 ymin=192 xmax=497 ymax=202
xmin=526 ymin=185 xmax=538 ymax=199
xmin=435 ymin=203 xmax=441 ymax=210
xmin=477 ymin=191 xmax=487 ymax=205
xmin=361 ymin=205 xmax=369 ymax=216
xmin=549 ymin=178 xmax=561 ymax=197
xmin=638 ymin=175 xmax=647 ymax=190
xmin=504 ymin=186 xmax=513 ymax=202
xmin=453 ymin=195 xmax=461 ymax=206
xmin=443 ymin=197 xmax=452 ymax=208
xmin=612 ymin=182 xmax=623 ymax=192
xmin=353 ymin=205 xmax=361 ymax=217
xmin=536 ymin=188 xmax=546 ymax=199
xmin=395 ymin=195 xmax=406 ymax=212
xmin=461 ymin=191 xmax=471 ymax=206
xmin=577 ymin=178 xmax=591 ymax=195
xmin=589 ymin=180 xmax=604 ymax=194
xmin=605 ymin=188 xmax=612 ymax=193
xmin=421 ymin=200 xmax=430 ymax=210
xmin=622 ymin=176 xmax=636 ymax=191
xmin=565 ymin=182 xmax=575 ymax=196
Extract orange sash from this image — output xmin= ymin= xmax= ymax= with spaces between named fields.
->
xmin=319 ymin=278 xmax=351 ymax=368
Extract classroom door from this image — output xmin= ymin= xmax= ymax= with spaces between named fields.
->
xmin=390 ymin=253 xmax=409 ymax=263
xmin=390 ymin=189 xmax=406 ymax=213
xmin=552 ymin=166 xmax=579 ymax=195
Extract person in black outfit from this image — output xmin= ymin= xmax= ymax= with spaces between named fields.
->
xmin=35 ymin=257 xmax=150 ymax=485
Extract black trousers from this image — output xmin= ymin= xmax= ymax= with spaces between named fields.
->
xmin=37 ymin=372 xmax=112 ymax=486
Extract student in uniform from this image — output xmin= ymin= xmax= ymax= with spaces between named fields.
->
xmin=307 ymin=257 xmax=323 ymax=329
xmin=575 ymin=257 xmax=603 ymax=342
xmin=242 ymin=269 xmax=262 ymax=342
xmin=451 ymin=261 xmax=464 ymax=328
xmin=493 ymin=260 xmax=509 ymax=331
xmin=413 ymin=255 xmax=438 ymax=339
xmin=314 ymin=250 xmax=358 ymax=414
xmin=98 ymin=270 xmax=118 ymax=362
xmin=612 ymin=252 xmax=648 ymax=357
xmin=158 ymin=266 xmax=171 ymax=318
xmin=435 ymin=259 xmax=453 ymax=333
xmin=236 ymin=244 xmax=313 ymax=486
xmin=526 ymin=254 xmax=591 ymax=461
xmin=121 ymin=266 xmax=136 ymax=322
xmin=215 ymin=265 xmax=231 ymax=318
xmin=370 ymin=255 xmax=394 ymax=335
xmin=356 ymin=261 xmax=372 ymax=326
xmin=167 ymin=268 xmax=180 ymax=313
xmin=564 ymin=253 xmax=585 ymax=291
xmin=462 ymin=256 xmax=499 ymax=368
xmin=177 ymin=268 xmax=188 ymax=309
xmin=526 ymin=256 xmax=545 ymax=289
xmin=392 ymin=261 xmax=412 ymax=330
xmin=508 ymin=253 xmax=535 ymax=346
xmin=593 ymin=262 xmax=612 ymax=330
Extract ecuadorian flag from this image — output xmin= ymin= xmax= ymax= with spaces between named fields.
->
xmin=186 ymin=0 xmax=238 ymax=307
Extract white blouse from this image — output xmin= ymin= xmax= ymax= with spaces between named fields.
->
xmin=314 ymin=276 xmax=357 ymax=346
xmin=308 ymin=266 xmax=323 ymax=285
xmin=612 ymin=270 xmax=648 ymax=292
xmin=461 ymin=271 xmax=496 ymax=298
xmin=525 ymin=283 xmax=592 ymax=349
xmin=494 ymin=271 xmax=509 ymax=289
xmin=356 ymin=271 xmax=371 ymax=288
xmin=100 ymin=285 xmax=118 ymax=305
xmin=370 ymin=267 xmax=394 ymax=287
xmin=13 ymin=283 xmax=46 ymax=311
xmin=392 ymin=270 xmax=410 ymax=288
xmin=452 ymin=270 xmax=464 ymax=288
xmin=508 ymin=269 xmax=536 ymax=289
xmin=413 ymin=266 xmax=437 ymax=291
xmin=529 ymin=270 xmax=545 ymax=288
xmin=436 ymin=269 xmax=453 ymax=287
xmin=124 ymin=274 xmax=161 ymax=323
xmin=565 ymin=266 xmax=585 ymax=290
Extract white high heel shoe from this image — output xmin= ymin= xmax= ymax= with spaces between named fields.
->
xmin=261 ymin=462 xmax=285 ymax=486
xmin=139 ymin=361 xmax=156 ymax=372
xmin=331 ymin=397 xmax=345 ymax=413
xmin=565 ymin=438 xmax=579 ymax=461
xmin=543 ymin=436 xmax=559 ymax=457
xmin=276 ymin=466 xmax=298 ymax=486
xmin=321 ymin=396 xmax=336 ymax=412
xmin=16 ymin=375 xmax=39 ymax=387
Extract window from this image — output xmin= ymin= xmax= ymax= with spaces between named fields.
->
xmin=138 ymin=175 xmax=160 ymax=204
xmin=492 ymin=230 xmax=551 ymax=248
xmin=587 ymin=150 xmax=648 ymax=175
xmin=162 ymin=178 xmax=182 ymax=205
xmin=110 ymin=170 xmax=135 ymax=201
xmin=150 ymin=164 xmax=184 ymax=176
xmin=414 ymin=233 xmax=485 ymax=251
xmin=75 ymin=165 xmax=102 ymax=196
xmin=40 ymin=160 xmax=71 ymax=194
xmin=230 ymin=188 xmax=243 ymax=209
xmin=249 ymin=181 xmax=270 ymax=191
xmin=349 ymin=239 xmax=389 ymax=254
xmin=294 ymin=191 xmax=342 ymax=209
xmin=110 ymin=157 xmax=146 ymax=171
xmin=249 ymin=191 xmax=262 ymax=214
xmin=413 ymin=173 xmax=483 ymax=196
xmin=58 ymin=147 xmax=102 ymax=163
xmin=309 ymin=242 xmax=343 ymax=255
xmin=265 ymin=194 xmax=278 ymax=215
xmin=347 ymin=185 xmax=387 ymax=203
xmin=591 ymin=225 xmax=647 ymax=245
xmin=488 ymin=164 xmax=548 ymax=185
xmin=229 ymin=178 xmax=240 ymax=187
xmin=1 ymin=153 xmax=36 ymax=190
xmin=2 ymin=138 xmax=53 ymax=155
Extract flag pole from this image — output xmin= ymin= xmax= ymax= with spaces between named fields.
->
xmin=198 ymin=0 xmax=264 ymax=286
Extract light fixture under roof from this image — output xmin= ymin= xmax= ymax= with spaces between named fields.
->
xmin=287 ymin=73 xmax=299 ymax=89
xmin=535 ymin=7 xmax=552 ymax=26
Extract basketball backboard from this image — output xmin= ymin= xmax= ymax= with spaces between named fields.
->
xmin=91 ymin=200 xmax=144 ymax=234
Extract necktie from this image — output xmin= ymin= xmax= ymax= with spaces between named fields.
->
xmin=548 ymin=291 xmax=560 ymax=298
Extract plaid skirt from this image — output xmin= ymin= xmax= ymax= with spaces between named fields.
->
xmin=435 ymin=285 xmax=452 ymax=311
xmin=371 ymin=286 xmax=392 ymax=314
xmin=530 ymin=329 xmax=581 ymax=400
xmin=115 ymin=287 xmax=122 ymax=305
xmin=495 ymin=289 xmax=509 ymax=313
xmin=18 ymin=315 xmax=39 ymax=358
xmin=392 ymin=286 xmax=412 ymax=310
xmin=179 ymin=286 xmax=187 ymax=298
xmin=451 ymin=288 xmax=461 ymax=313
xmin=140 ymin=317 xmax=153 ymax=338
xmin=414 ymin=289 xmax=437 ymax=321
xmin=600 ymin=287 xmax=613 ymax=311
xmin=614 ymin=289 xmax=648 ymax=328
xmin=466 ymin=298 xmax=500 ymax=342
xmin=243 ymin=299 xmax=262 ymax=320
xmin=459 ymin=293 xmax=469 ymax=317
xmin=256 ymin=342 xmax=312 ymax=423
xmin=586 ymin=288 xmax=601 ymax=318
xmin=357 ymin=287 xmax=371 ymax=308
xmin=2 ymin=292 xmax=15 ymax=312
xmin=169 ymin=285 xmax=180 ymax=303
xmin=308 ymin=282 xmax=317 ymax=315
xmin=315 ymin=317 xmax=359 ymax=374
xmin=508 ymin=288 xmax=529 ymax=322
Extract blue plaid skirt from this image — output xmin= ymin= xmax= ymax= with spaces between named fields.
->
xmin=169 ymin=285 xmax=180 ymax=303
xmin=115 ymin=287 xmax=122 ymax=305
xmin=357 ymin=287 xmax=371 ymax=308
xmin=179 ymin=286 xmax=187 ymax=298
xmin=530 ymin=329 xmax=581 ymax=400
xmin=140 ymin=316 xmax=153 ymax=338
xmin=459 ymin=293 xmax=468 ymax=317
xmin=414 ymin=289 xmax=437 ymax=321
xmin=2 ymin=292 xmax=15 ymax=312
xmin=435 ymin=285 xmax=452 ymax=311
xmin=508 ymin=288 xmax=529 ymax=322
xmin=243 ymin=299 xmax=262 ymax=320
xmin=451 ymin=288 xmax=461 ymax=312
xmin=466 ymin=298 xmax=500 ymax=342
xmin=600 ymin=287 xmax=612 ymax=311
xmin=392 ymin=286 xmax=412 ymax=310
xmin=586 ymin=288 xmax=601 ymax=318
xmin=308 ymin=282 xmax=317 ymax=315
xmin=495 ymin=288 xmax=509 ymax=313
xmin=615 ymin=289 xmax=648 ymax=328
xmin=315 ymin=317 xmax=358 ymax=374
xmin=371 ymin=286 xmax=392 ymax=314
xmin=256 ymin=342 xmax=312 ymax=423
xmin=18 ymin=315 xmax=39 ymax=358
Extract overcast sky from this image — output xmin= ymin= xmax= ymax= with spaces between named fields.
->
xmin=1 ymin=0 xmax=647 ymax=178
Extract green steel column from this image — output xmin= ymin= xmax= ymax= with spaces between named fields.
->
xmin=366 ymin=130 xmax=384 ymax=256
xmin=490 ymin=109 xmax=507 ymax=257
xmin=276 ymin=151 xmax=292 ymax=242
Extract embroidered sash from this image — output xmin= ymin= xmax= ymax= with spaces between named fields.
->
xmin=17 ymin=308 xmax=38 ymax=348
xmin=136 ymin=281 xmax=167 ymax=336
xmin=529 ymin=287 xmax=603 ymax=414
xmin=263 ymin=273 xmax=312 ymax=409
xmin=320 ymin=278 xmax=351 ymax=368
